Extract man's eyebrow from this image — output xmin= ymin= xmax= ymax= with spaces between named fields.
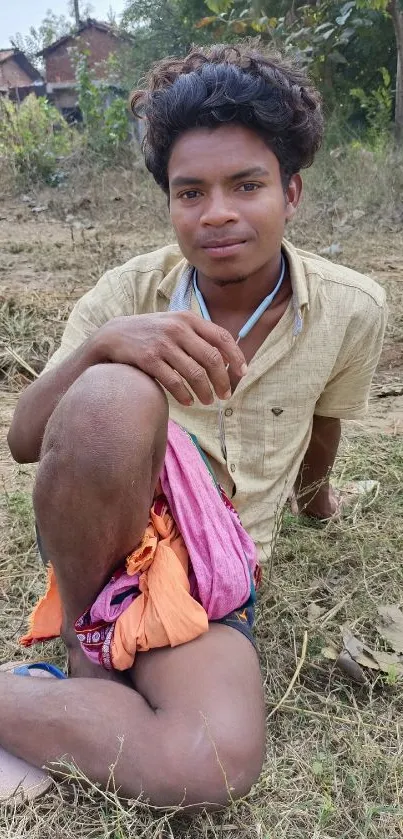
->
xmin=227 ymin=166 xmax=270 ymax=180
xmin=170 ymin=166 xmax=270 ymax=189
xmin=170 ymin=176 xmax=205 ymax=187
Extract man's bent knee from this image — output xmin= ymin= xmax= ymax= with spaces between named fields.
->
xmin=34 ymin=364 xmax=168 ymax=515
xmin=155 ymin=714 xmax=265 ymax=810
xmin=208 ymin=728 xmax=264 ymax=806
xmin=42 ymin=363 xmax=168 ymax=457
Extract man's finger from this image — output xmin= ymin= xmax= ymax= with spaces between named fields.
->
xmin=162 ymin=348 xmax=215 ymax=404
xmin=180 ymin=334 xmax=232 ymax=401
xmin=192 ymin=318 xmax=247 ymax=377
xmin=152 ymin=361 xmax=195 ymax=406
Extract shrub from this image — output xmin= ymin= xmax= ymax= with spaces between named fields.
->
xmin=74 ymin=50 xmax=131 ymax=161
xmin=0 ymin=94 xmax=76 ymax=186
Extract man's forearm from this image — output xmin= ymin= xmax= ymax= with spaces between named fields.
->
xmin=7 ymin=336 xmax=102 ymax=464
xmin=296 ymin=415 xmax=341 ymax=518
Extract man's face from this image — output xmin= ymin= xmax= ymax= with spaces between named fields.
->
xmin=168 ymin=123 xmax=302 ymax=283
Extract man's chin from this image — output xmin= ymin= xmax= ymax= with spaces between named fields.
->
xmin=195 ymin=257 xmax=252 ymax=285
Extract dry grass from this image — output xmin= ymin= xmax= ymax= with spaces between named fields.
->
xmin=1 ymin=435 xmax=403 ymax=837
xmin=292 ymin=143 xmax=403 ymax=245
xmin=1 ymin=148 xmax=403 ymax=838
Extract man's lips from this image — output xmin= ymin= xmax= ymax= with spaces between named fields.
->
xmin=200 ymin=238 xmax=248 ymax=257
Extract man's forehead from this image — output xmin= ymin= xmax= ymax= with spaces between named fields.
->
xmin=168 ymin=126 xmax=278 ymax=185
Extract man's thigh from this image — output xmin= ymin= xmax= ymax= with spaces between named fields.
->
xmin=129 ymin=624 xmax=266 ymax=801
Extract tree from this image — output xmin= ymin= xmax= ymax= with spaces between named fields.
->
xmin=388 ymin=0 xmax=403 ymax=141
xmin=120 ymin=0 xmax=214 ymax=84
xmin=11 ymin=12 xmax=73 ymax=70
xmin=11 ymin=1 xmax=93 ymax=72
xmin=199 ymin=0 xmax=401 ymax=143
xmin=73 ymin=0 xmax=82 ymax=27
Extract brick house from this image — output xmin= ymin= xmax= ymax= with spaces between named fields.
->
xmin=40 ymin=19 xmax=130 ymax=120
xmin=0 ymin=49 xmax=45 ymax=101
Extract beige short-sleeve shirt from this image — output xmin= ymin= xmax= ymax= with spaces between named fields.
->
xmin=44 ymin=239 xmax=386 ymax=561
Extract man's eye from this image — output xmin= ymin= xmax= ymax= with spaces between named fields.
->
xmin=239 ymin=183 xmax=260 ymax=192
xmin=180 ymin=190 xmax=201 ymax=199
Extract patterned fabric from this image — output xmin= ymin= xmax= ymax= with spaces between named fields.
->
xmin=42 ymin=239 xmax=386 ymax=561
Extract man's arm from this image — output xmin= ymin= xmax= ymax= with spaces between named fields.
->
xmin=295 ymin=415 xmax=341 ymax=519
xmin=294 ymin=290 xmax=387 ymax=519
xmin=8 ymin=313 xmax=246 ymax=464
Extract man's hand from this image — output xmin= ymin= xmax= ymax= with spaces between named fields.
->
xmin=94 ymin=311 xmax=247 ymax=406
xmin=8 ymin=310 xmax=247 ymax=465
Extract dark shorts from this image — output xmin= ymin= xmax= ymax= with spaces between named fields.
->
xmin=214 ymin=604 xmax=255 ymax=646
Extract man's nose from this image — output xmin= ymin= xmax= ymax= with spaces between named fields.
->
xmin=200 ymin=190 xmax=239 ymax=226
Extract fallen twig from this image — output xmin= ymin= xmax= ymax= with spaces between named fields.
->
xmin=5 ymin=346 xmax=39 ymax=379
xmin=267 ymin=630 xmax=308 ymax=720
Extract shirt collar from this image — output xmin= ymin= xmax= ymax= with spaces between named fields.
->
xmin=157 ymin=238 xmax=310 ymax=309
xmin=281 ymin=238 xmax=309 ymax=310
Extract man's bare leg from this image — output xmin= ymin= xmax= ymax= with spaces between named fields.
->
xmin=1 ymin=364 xmax=265 ymax=807
xmin=33 ymin=363 xmax=167 ymax=678
xmin=0 ymin=624 xmax=265 ymax=807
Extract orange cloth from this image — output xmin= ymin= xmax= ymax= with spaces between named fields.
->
xmin=20 ymin=502 xmax=209 ymax=667
xmin=20 ymin=564 xmax=62 ymax=647
xmin=111 ymin=503 xmax=208 ymax=669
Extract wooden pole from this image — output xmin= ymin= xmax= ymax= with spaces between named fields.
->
xmin=73 ymin=0 xmax=81 ymax=28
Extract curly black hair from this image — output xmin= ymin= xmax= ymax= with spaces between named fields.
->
xmin=131 ymin=44 xmax=324 ymax=193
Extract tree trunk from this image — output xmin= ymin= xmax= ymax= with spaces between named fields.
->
xmin=73 ymin=0 xmax=81 ymax=28
xmin=388 ymin=0 xmax=403 ymax=144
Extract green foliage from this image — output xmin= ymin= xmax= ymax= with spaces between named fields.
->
xmin=11 ymin=2 xmax=94 ymax=71
xmin=11 ymin=13 xmax=72 ymax=71
xmin=0 ymin=95 xmax=75 ymax=186
xmin=121 ymin=0 xmax=214 ymax=84
xmin=196 ymin=0 xmax=397 ymax=141
xmin=350 ymin=67 xmax=393 ymax=147
xmin=74 ymin=51 xmax=130 ymax=159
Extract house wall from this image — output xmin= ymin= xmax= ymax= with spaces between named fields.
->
xmin=0 ymin=57 xmax=35 ymax=89
xmin=45 ymin=28 xmax=121 ymax=84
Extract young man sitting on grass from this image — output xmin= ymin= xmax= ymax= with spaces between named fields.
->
xmin=4 ymin=45 xmax=386 ymax=808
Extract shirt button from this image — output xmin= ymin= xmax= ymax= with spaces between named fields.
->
xmin=230 ymin=463 xmax=236 ymax=473
xmin=225 ymin=408 xmax=233 ymax=417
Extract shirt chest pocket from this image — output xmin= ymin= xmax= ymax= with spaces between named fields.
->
xmin=263 ymin=400 xmax=316 ymax=474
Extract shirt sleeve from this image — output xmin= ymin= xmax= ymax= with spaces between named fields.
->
xmin=42 ymin=267 xmax=133 ymax=374
xmin=314 ymin=295 xmax=387 ymax=420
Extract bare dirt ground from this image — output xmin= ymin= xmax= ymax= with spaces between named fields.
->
xmin=0 ymin=172 xmax=403 ymax=838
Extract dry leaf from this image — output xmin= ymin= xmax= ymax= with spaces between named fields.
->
xmin=368 ymin=649 xmax=403 ymax=674
xmin=322 ymin=626 xmax=403 ymax=681
xmin=336 ymin=650 xmax=367 ymax=684
xmin=377 ymin=605 xmax=403 ymax=654
xmin=323 ymin=643 xmax=379 ymax=671
xmin=342 ymin=627 xmax=363 ymax=658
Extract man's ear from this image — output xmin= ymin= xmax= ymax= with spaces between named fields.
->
xmin=285 ymin=174 xmax=302 ymax=221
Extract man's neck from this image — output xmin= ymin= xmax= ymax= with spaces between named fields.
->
xmin=196 ymin=253 xmax=285 ymax=317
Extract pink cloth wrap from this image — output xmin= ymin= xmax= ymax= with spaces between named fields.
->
xmin=77 ymin=420 xmax=257 ymax=666
xmin=160 ymin=420 xmax=256 ymax=619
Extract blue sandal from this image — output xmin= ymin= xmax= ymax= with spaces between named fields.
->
xmin=2 ymin=661 xmax=67 ymax=679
